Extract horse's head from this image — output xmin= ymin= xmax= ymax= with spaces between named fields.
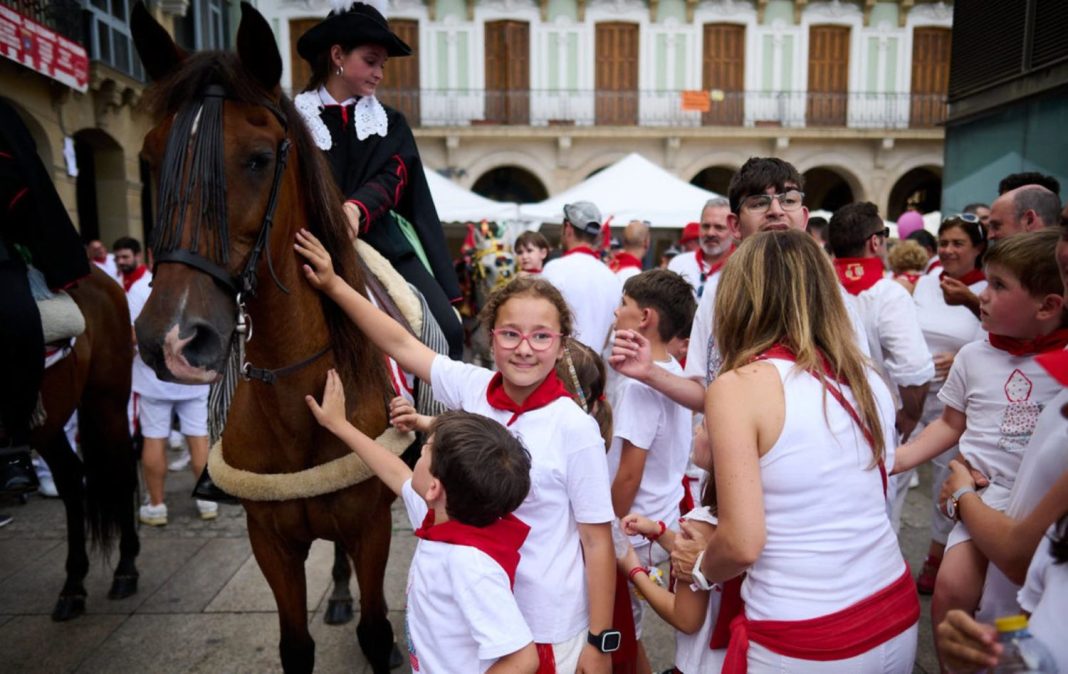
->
xmin=130 ymin=1 xmax=297 ymax=384
xmin=467 ymin=223 xmax=516 ymax=302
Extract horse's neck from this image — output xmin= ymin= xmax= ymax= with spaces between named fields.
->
xmin=243 ymin=259 xmax=330 ymax=378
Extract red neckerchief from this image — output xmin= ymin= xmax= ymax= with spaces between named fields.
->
xmin=722 ymin=566 xmax=918 ymax=673
xmin=563 ymin=245 xmax=601 ymax=260
xmin=414 ymin=510 xmax=530 ymax=589
xmin=989 ymin=328 xmax=1068 ymax=357
xmin=926 ymin=258 xmax=942 ymax=274
xmin=757 ymin=345 xmax=886 ymax=496
xmin=705 ymin=245 xmax=735 ymax=278
xmin=612 ymin=251 xmax=643 ymax=272
xmin=121 ymin=264 xmax=149 ymax=293
xmin=894 ymin=272 xmax=922 ymax=286
xmin=834 ymin=258 xmax=885 ymax=296
xmin=940 ymin=268 xmax=986 ymax=286
xmin=485 ymin=370 xmax=572 ymax=426
xmin=1036 ymin=348 xmax=1068 ymax=386
xmin=524 ymin=267 xmax=542 ymax=274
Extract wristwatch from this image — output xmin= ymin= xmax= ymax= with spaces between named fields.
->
xmin=690 ymin=550 xmax=714 ymax=591
xmin=946 ymin=486 xmax=977 ymax=520
xmin=587 ymin=629 xmax=622 ymax=653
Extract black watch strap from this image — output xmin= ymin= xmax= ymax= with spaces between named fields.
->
xmin=587 ymin=629 xmax=622 ymax=653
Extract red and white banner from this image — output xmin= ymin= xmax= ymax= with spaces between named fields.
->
xmin=0 ymin=4 xmax=89 ymax=92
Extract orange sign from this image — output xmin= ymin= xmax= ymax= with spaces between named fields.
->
xmin=680 ymin=90 xmax=710 ymax=112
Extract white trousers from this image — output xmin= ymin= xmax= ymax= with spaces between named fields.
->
xmin=747 ymin=623 xmax=918 ymax=674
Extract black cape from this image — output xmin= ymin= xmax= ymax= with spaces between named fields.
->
xmin=320 ymin=103 xmax=461 ymax=303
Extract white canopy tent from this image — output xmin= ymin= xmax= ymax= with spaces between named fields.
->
xmin=518 ymin=153 xmax=722 ymax=228
xmin=424 ymin=168 xmax=521 ymax=223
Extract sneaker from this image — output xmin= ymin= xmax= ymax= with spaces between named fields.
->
xmin=916 ymin=554 xmax=941 ymax=595
xmin=196 ymin=499 xmax=218 ymax=520
xmin=38 ymin=475 xmax=59 ymax=498
xmin=168 ymin=449 xmax=191 ymax=472
xmin=0 ymin=513 xmax=12 ymax=528
xmin=139 ymin=502 xmax=168 ymax=526
xmin=908 ymin=471 xmax=920 ymax=489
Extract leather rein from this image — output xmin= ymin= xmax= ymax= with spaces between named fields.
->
xmin=152 ymin=83 xmax=328 ymax=383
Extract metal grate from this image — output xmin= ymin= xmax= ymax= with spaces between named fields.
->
xmin=1032 ymin=0 xmax=1068 ymax=69
xmin=949 ymin=0 xmax=1028 ymax=101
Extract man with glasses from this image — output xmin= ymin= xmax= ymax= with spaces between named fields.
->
xmin=668 ymin=197 xmax=735 ymax=298
xmin=828 ymin=202 xmax=933 ymax=443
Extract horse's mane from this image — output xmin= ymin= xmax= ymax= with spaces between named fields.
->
xmin=143 ymin=52 xmax=391 ymax=411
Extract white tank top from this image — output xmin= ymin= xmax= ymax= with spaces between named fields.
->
xmin=742 ymin=358 xmax=907 ymax=622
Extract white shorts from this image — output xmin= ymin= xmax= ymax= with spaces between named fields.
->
xmin=138 ymin=395 xmax=208 ymax=439
xmin=747 ymin=622 xmax=917 ymax=673
xmin=945 ymin=482 xmax=1012 ymax=551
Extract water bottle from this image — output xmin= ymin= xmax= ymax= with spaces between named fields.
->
xmin=992 ymin=614 xmax=1058 ymax=673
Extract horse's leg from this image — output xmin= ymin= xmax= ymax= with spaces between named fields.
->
xmin=39 ymin=432 xmax=89 ymax=621
xmin=248 ymin=516 xmax=315 ymax=674
xmin=350 ymin=487 xmax=399 ymax=674
xmin=324 ymin=540 xmax=354 ymax=625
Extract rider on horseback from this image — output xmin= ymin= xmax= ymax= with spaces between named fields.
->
xmin=0 ymin=99 xmax=91 ymax=495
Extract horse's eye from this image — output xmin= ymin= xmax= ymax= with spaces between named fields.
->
xmin=246 ymin=153 xmax=272 ymax=173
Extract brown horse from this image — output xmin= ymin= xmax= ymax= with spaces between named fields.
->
xmin=130 ymin=3 xmax=397 ymax=672
xmin=34 ymin=267 xmax=140 ymax=620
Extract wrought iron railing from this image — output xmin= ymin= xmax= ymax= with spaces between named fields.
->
xmin=0 ymin=0 xmax=83 ymax=42
xmin=376 ymin=89 xmax=947 ymax=130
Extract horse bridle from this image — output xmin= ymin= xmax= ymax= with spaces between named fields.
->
xmin=153 ymin=83 xmax=328 ymax=383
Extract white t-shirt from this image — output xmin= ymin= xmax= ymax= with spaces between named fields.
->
xmin=977 ymin=386 xmax=1068 ymax=622
xmin=430 ymin=355 xmax=615 ymax=642
xmin=668 ymin=251 xmax=718 ymax=297
xmin=542 ymin=251 xmax=622 ymax=351
xmin=400 ymin=480 xmax=533 ymax=673
xmin=126 ymin=270 xmax=210 ymax=401
xmin=673 ymin=506 xmax=726 ymax=674
xmin=1017 ymin=528 xmax=1068 ymax=671
xmin=607 ymin=357 xmax=691 ymax=544
xmin=91 ymin=254 xmax=122 ymax=285
xmin=938 ymin=340 xmax=1062 ymax=504
xmin=615 ymin=266 xmax=641 ymax=284
xmin=851 ymin=277 xmax=935 ymax=393
xmin=684 ymin=280 xmax=870 ymax=384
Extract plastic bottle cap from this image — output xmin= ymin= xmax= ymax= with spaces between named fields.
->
xmin=995 ymin=614 xmax=1029 ymax=632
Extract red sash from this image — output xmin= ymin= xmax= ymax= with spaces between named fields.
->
xmin=563 ymin=245 xmax=601 ymax=260
xmin=834 ymin=258 xmax=885 ymax=296
xmin=721 ymin=566 xmax=918 ymax=673
xmin=485 ymin=370 xmax=572 ymax=426
xmin=989 ymin=328 xmax=1068 ymax=357
xmin=414 ymin=511 xmax=530 ymax=588
xmin=121 ymin=264 xmax=149 ymax=292
xmin=940 ymin=268 xmax=986 ymax=286
xmin=535 ymin=644 xmax=556 ymax=673
xmin=612 ymin=251 xmax=643 ymax=273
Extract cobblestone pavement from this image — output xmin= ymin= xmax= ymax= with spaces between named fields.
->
xmin=0 ymin=446 xmax=939 ymax=673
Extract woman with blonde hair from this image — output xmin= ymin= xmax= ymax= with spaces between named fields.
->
xmin=672 ymin=229 xmax=919 ymax=672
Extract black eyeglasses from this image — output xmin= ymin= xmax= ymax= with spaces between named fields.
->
xmin=739 ymin=190 xmax=805 ymax=213
xmin=871 ymin=227 xmax=890 ymax=239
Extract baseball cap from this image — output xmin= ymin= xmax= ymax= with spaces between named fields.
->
xmin=680 ymin=222 xmax=700 ymax=244
xmin=563 ymin=202 xmax=603 ymax=236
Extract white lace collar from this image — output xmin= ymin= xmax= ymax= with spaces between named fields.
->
xmin=293 ymin=88 xmax=389 ymax=150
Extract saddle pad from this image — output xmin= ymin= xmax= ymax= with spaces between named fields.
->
xmin=38 ymin=292 xmax=85 ymax=344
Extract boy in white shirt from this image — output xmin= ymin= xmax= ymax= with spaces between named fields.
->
xmin=607 ymin=269 xmax=697 ymax=671
xmin=307 ymin=371 xmax=539 ymax=674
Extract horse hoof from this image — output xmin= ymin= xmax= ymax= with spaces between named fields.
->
xmin=51 ymin=594 xmax=86 ymax=622
xmin=323 ymin=599 xmax=354 ymax=625
xmin=388 ymin=643 xmax=403 ymax=670
xmin=108 ymin=573 xmax=139 ymax=600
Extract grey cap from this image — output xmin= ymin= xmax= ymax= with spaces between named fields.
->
xmin=563 ymin=201 xmax=603 ymax=236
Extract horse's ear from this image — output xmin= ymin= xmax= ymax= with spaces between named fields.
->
xmin=131 ymin=1 xmax=186 ymax=81
xmin=237 ymin=1 xmax=282 ymax=92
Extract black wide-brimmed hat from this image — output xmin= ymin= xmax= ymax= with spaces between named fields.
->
xmin=296 ymin=2 xmax=412 ymax=63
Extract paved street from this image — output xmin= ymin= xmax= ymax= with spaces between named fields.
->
xmin=0 ymin=447 xmax=939 ymax=673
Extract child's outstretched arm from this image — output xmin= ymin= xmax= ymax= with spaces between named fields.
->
xmin=307 ymin=369 xmax=412 ymax=496
xmin=892 ymin=405 xmax=966 ymax=474
xmin=621 ymin=513 xmax=678 ymax=553
xmin=618 ymin=528 xmax=713 ymax=634
xmin=295 ymin=229 xmax=435 ymax=382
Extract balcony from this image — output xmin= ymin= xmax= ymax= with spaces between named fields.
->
xmin=379 ymin=89 xmax=948 ymax=130
xmin=0 ymin=0 xmax=83 ymax=42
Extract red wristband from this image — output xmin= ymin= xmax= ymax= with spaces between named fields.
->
xmin=646 ymin=520 xmax=667 ymax=541
xmin=628 ymin=566 xmax=648 ymax=583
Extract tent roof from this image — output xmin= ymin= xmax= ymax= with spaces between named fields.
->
xmin=424 ymin=168 xmax=520 ymax=223
xmin=518 ymin=153 xmax=721 ymax=229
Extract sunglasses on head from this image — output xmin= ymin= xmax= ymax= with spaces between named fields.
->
xmin=942 ymin=213 xmax=986 ymax=240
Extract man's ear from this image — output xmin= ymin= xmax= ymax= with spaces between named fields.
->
xmin=727 ymin=211 xmax=739 ymax=236
xmin=1036 ymin=292 xmax=1065 ymax=322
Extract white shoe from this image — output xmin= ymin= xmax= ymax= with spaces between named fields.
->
xmin=908 ymin=472 xmax=920 ymax=489
xmin=139 ymin=502 xmax=168 ymax=526
xmin=196 ymin=499 xmax=218 ymax=520
xmin=168 ymin=449 xmax=191 ymax=472
xmin=38 ymin=475 xmax=59 ymax=498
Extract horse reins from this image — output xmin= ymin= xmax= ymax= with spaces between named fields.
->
xmin=152 ymin=83 xmax=328 ymax=383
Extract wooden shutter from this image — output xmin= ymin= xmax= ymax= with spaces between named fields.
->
xmin=910 ymin=27 xmax=950 ymax=127
xmin=288 ymin=18 xmax=320 ymax=95
xmin=806 ymin=25 xmax=850 ymax=126
xmin=376 ymin=19 xmax=421 ymax=124
xmin=702 ymin=23 xmax=745 ymax=126
xmin=484 ymin=21 xmax=530 ymax=124
xmin=595 ymin=22 xmax=639 ymax=125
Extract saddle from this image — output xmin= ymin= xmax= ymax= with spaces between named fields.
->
xmin=29 ymin=265 xmax=85 ymax=347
